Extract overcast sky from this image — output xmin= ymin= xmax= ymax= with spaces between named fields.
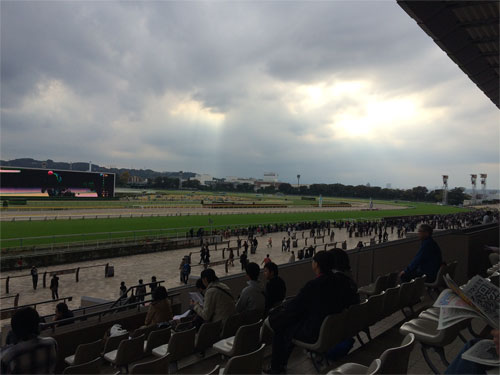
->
xmin=1 ymin=1 xmax=499 ymax=189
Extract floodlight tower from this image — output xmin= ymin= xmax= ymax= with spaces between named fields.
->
xmin=480 ymin=174 xmax=487 ymax=201
xmin=442 ymin=175 xmax=448 ymax=205
xmin=297 ymin=174 xmax=300 ymax=189
xmin=470 ymin=174 xmax=477 ymax=204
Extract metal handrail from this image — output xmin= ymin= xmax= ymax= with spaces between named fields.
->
xmin=108 ymin=280 xmax=165 ymax=309
xmin=1 ymin=296 xmax=73 ymax=314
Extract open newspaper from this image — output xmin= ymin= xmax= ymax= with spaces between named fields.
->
xmin=461 ymin=339 xmax=499 ymax=367
xmin=433 ymin=274 xmax=499 ymax=330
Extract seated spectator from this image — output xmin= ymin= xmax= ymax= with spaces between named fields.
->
xmin=264 ymin=251 xmax=359 ymax=374
xmin=445 ymin=329 xmax=499 ymax=374
xmin=236 ymin=262 xmax=265 ymax=315
xmin=54 ymin=303 xmax=74 ymax=327
xmin=191 ymin=268 xmax=235 ymax=323
xmin=399 ymin=223 xmax=442 ymax=283
xmin=263 ymin=262 xmax=286 ymax=310
xmin=144 ymin=286 xmax=173 ymax=326
xmin=485 ymin=245 xmax=500 ymax=266
xmin=0 ymin=307 xmax=57 ymax=374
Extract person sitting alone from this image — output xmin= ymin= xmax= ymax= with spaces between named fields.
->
xmin=191 ymin=269 xmax=235 ymax=323
xmin=264 ymin=251 xmax=359 ymax=374
xmin=144 ymin=286 xmax=173 ymax=326
xmin=263 ymin=262 xmax=286 ymax=310
xmin=236 ymin=262 xmax=265 ymax=318
xmin=0 ymin=307 xmax=57 ymax=374
xmin=399 ymin=223 xmax=442 ymax=283
xmin=54 ymin=303 xmax=74 ymax=327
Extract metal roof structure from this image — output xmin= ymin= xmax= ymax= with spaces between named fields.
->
xmin=398 ymin=1 xmax=499 ymax=108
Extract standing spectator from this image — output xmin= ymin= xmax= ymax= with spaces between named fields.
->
xmin=54 ymin=303 xmax=74 ymax=327
xmin=49 ymin=275 xmax=59 ymax=300
xmin=483 ymin=210 xmax=493 ymax=224
xmin=136 ymin=279 xmax=146 ymax=303
xmin=240 ymin=250 xmax=248 ymax=271
xmin=286 ymin=238 xmax=291 ymax=252
xmin=119 ymin=281 xmax=127 ymax=299
xmin=243 ymin=241 xmax=249 ymax=253
xmin=179 ymin=258 xmax=186 ymax=283
xmin=30 ymin=266 xmax=38 ymax=290
xmin=399 ymin=223 xmax=442 ymax=283
xmin=0 ymin=308 xmax=57 ymax=374
xmin=150 ymin=276 xmax=158 ymax=294
xmin=261 ymin=254 xmax=272 ymax=266
xmin=182 ymin=261 xmax=191 ymax=284
xmin=267 ymin=237 xmax=273 ymax=248
xmin=263 ymin=262 xmax=286 ymax=310
xmin=228 ymin=248 xmax=235 ymax=267
xmin=236 ymin=263 xmax=265 ymax=316
xmin=144 ymin=286 xmax=173 ymax=326
xmin=288 ymin=251 xmax=295 ymax=263
xmin=191 ymin=269 xmax=235 ymax=323
xmin=281 ymin=238 xmax=286 ymax=252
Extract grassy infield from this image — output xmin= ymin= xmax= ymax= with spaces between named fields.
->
xmin=0 ymin=192 xmax=469 ymax=248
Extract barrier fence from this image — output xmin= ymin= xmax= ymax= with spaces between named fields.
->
xmin=1 ymin=263 xmax=109 ymax=294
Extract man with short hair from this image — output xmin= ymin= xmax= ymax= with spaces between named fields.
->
xmin=263 ymin=262 xmax=286 ymax=310
xmin=399 ymin=224 xmax=442 ymax=282
xmin=1 ymin=307 xmax=57 ymax=374
xmin=236 ymin=262 xmax=265 ymax=314
xmin=49 ymin=274 xmax=59 ymax=300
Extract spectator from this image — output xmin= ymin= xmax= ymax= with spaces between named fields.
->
xmin=49 ymin=275 xmax=59 ymax=300
xmin=485 ymin=245 xmax=500 ymax=266
xmin=0 ymin=307 xmax=57 ymax=374
xmin=195 ymin=278 xmax=207 ymax=296
xmin=288 ymin=251 xmax=295 ymax=263
xmin=136 ymin=279 xmax=146 ymax=302
xmin=236 ymin=262 xmax=265 ymax=315
xmin=399 ymin=224 xmax=442 ymax=283
xmin=263 ymin=262 xmax=286 ymax=310
xmin=30 ymin=266 xmax=38 ymax=290
xmin=240 ymin=250 xmax=248 ymax=271
xmin=191 ymin=268 xmax=235 ymax=323
xmin=228 ymin=248 xmax=235 ymax=267
xmin=144 ymin=286 xmax=173 ymax=326
xmin=119 ymin=281 xmax=127 ymax=299
xmin=150 ymin=276 xmax=158 ymax=294
xmin=54 ymin=303 xmax=74 ymax=327
xmin=483 ymin=210 xmax=493 ymax=224
xmin=264 ymin=251 xmax=359 ymax=374
xmin=261 ymin=254 xmax=272 ymax=266
xmin=182 ymin=260 xmax=191 ymax=284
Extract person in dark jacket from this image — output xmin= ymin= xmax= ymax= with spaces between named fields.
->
xmin=263 ymin=262 xmax=286 ymax=310
xmin=264 ymin=251 xmax=359 ymax=374
xmin=399 ymin=223 xmax=442 ymax=282
xmin=54 ymin=303 xmax=74 ymax=327
xmin=49 ymin=275 xmax=59 ymax=300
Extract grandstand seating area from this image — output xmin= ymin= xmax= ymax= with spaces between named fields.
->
xmin=2 ymin=222 xmax=498 ymax=374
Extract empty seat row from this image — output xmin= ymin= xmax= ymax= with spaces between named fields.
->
xmin=358 ymin=271 xmax=399 ymax=297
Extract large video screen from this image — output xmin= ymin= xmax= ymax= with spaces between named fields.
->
xmin=0 ymin=167 xmax=115 ymax=198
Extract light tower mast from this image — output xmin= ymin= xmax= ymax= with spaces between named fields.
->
xmin=480 ymin=174 xmax=487 ymax=201
xmin=442 ymin=175 xmax=448 ymax=205
xmin=470 ymin=174 xmax=477 ymax=205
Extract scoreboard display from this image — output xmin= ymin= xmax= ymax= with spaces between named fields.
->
xmin=0 ymin=167 xmax=115 ymax=198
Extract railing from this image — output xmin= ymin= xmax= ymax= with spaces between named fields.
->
xmin=1 ymin=296 xmax=72 ymax=320
xmin=0 ymin=264 xmax=109 ymax=294
xmin=108 ymin=280 xmax=165 ymax=310
xmin=40 ymin=297 xmax=152 ymax=333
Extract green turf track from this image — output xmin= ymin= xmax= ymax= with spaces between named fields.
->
xmin=0 ymin=202 xmax=469 ymax=248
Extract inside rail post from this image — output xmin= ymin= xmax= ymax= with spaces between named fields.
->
xmin=6 ymin=276 xmax=10 ymax=294
xmin=225 ymin=259 xmax=229 ymax=273
xmin=43 ymin=272 xmax=47 ymax=288
xmin=14 ymin=294 xmax=19 ymax=307
xmin=76 ymin=268 xmax=80 ymax=283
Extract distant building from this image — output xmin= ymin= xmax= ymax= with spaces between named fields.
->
xmin=194 ymin=174 xmax=213 ymax=186
xmin=386 ymin=183 xmax=392 ymax=189
xmin=263 ymin=172 xmax=278 ymax=183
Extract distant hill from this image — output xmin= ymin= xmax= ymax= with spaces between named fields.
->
xmin=0 ymin=158 xmax=196 ymax=180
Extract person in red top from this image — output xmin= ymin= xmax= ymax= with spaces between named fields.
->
xmin=261 ymin=254 xmax=272 ymax=266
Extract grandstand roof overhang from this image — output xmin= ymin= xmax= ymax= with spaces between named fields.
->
xmin=398 ymin=1 xmax=499 ymax=109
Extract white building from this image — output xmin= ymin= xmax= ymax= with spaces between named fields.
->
xmin=263 ymin=172 xmax=278 ymax=183
xmin=194 ymin=174 xmax=213 ymax=185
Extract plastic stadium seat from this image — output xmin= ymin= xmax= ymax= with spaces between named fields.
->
xmin=195 ymin=320 xmax=222 ymax=354
xmin=64 ymin=338 xmax=103 ymax=366
xmin=103 ymin=334 xmax=145 ymax=373
xmin=213 ymin=320 xmax=262 ymax=358
xmin=144 ymin=327 xmax=171 ymax=355
xmin=358 ymin=275 xmax=388 ymax=297
xmin=152 ymin=327 xmax=196 ymax=371
xmin=130 ymin=353 xmax=172 ymax=374
xmin=63 ymin=357 xmax=102 ymax=374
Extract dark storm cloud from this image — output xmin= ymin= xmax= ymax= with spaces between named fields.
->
xmin=1 ymin=1 xmax=498 ymax=188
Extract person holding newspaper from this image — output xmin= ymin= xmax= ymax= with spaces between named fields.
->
xmin=399 ymin=223 xmax=442 ymax=283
